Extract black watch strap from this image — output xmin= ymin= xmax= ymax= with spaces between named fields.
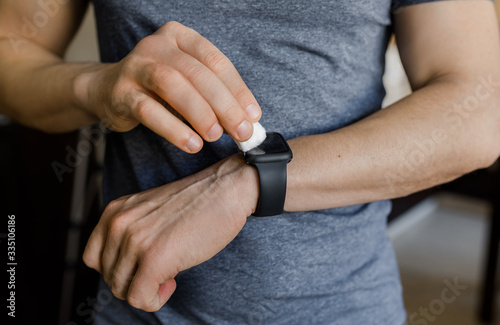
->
xmin=252 ymin=160 xmax=288 ymax=217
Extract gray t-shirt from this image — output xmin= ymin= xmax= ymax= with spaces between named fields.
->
xmin=91 ymin=1 xmax=439 ymax=324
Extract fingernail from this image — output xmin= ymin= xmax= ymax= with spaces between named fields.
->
xmin=207 ymin=123 xmax=223 ymax=141
xmin=236 ymin=120 xmax=252 ymax=140
xmin=245 ymin=104 xmax=260 ymax=120
xmin=186 ymin=135 xmax=202 ymax=152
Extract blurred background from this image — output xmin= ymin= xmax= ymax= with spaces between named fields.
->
xmin=1 ymin=3 xmax=500 ymax=325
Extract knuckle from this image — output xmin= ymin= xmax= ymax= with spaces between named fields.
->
xmin=163 ymin=21 xmax=183 ymax=33
xmin=108 ymin=212 xmax=129 ymax=236
xmin=133 ymin=97 xmax=152 ymax=120
xmin=127 ymin=294 xmax=156 ymax=311
xmin=136 ymin=35 xmax=157 ymax=50
xmin=140 ymin=245 xmax=157 ymax=264
xmin=233 ymin=86 xmax=249 ymax=101
xmin=173 ymin=21 xmax=197 ymax=37
xmin=113 ymin=268 xmax=133 ymax=285
xmin=147 ymin=304 xmax=161 ymax=312
xmin=143 ymin=60 xmax=160 ymax=79
xmin=82 ymin=251 xmax=96 ymax=269
xmin=105 ymin=199 xmax=121 ymax=212
xmin=121 ymin=55 xmax=143 ymax=79
xmin=149 ymin=66 xmax=179 ymax=92
xmin=160 ymin=21 xmax=196 ymax=44
xmin=184 ymin=64 xmax=207 ymax=82
xmin=126 ymin=295 xmax=142 ymax=309
xmin=172 ymin=24 xmax=200 ymax=47
xmin=157 ymin=66 xmax=180 ymax=84
xmin=221 ymin=104 xmax=243 ymax=123
xmin=123 ymin=53 xmax=141 ymax=69
xmin=109 ymin=84 xmax=132 ymax=114
xmin=111 ymin=287 xmax=126 ymax=300
xmin=135 ymin=34 xmax=164 ymax=55
xmin=138 ymin=244 xmax=160 ymax=268
xmin=204 ymin=51 xmax=231 ymax=75
xmin=124 ymin=231 xmax=143 ymax=251
xmin=110 ymin=277 xmax=128 ymax=300
xmin=141 ymin=63 xmax=160 ymax=91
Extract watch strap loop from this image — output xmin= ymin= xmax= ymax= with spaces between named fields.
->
xmin=252 ymin=160 xmax=288 ymax=217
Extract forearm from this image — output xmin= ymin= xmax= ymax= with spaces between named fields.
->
xmin=282 ymin=76 xmax=500 ymax=211
xmin=0 ymin=37 xmax=102 ymax=132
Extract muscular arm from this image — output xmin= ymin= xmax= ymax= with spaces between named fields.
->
xmin=82 ymin=1 xmax=500 ymax=312
xmin=0 ymin=0 xmax=100 ymax=132
xmin=0 ymin=3 xmax=260 ymax=151
xmin=283 ymin=0 xmax=500 ymax=211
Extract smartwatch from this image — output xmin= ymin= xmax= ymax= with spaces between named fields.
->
xmin=244 ymin=132 xmax=293 ymax=217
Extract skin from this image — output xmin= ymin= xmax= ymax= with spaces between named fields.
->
xmin=0 ymin=3 xmax=261 ymax=153
xmin=1 ymin=0 xmax=500 ymax=313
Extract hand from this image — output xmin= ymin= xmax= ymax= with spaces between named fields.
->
xmin=74 ymin=21 xmax=262 ymax=153
xmin=82 ymin=155 xmax=259 ymax=311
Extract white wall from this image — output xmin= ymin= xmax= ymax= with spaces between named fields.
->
xmin=65 ymin=4 xmax=99 ymax=62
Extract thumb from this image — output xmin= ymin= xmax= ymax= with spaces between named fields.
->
xmin=157 ymin=278 xmax=177 ymax=305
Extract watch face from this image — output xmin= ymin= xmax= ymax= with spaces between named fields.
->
xmin=245 ymin=132 xmax=292 ymax=163
xmin=248 ymin=132 xmax=288 ymax=155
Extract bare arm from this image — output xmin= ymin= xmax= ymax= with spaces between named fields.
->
xmin=283 ymin=0 xmax=500 ymax=211
xmin=0 ymin=0 xmax=98 ymax=132
xmin=82 ymin=1 xmax=500 ymax=312
xmin=0 ymin=3 xmax=261 ymax=152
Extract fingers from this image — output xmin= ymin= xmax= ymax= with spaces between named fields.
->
xmin=173 ymin=26 xmax=262 ymax=122
xmin=127 ymin=259 xmax=177 ymax=312
xmin=104 ymin=22 xmax=262 ymax=153
xmin=166 ymin=49 xmax=254 ymax=142
xmin=128 ymin=278 xmax=177 ymax=312
xmin=156 ymin=22 xmax=262 ymax=129
xmin=139 ymin=63 xmax=223 ymax=143
xmin=109 ymin=253 xmax=138 ymax=300
xmin=102 ymin=226 xmax=177 ymax=307
xmin=101 ymin=232 xmax=122 ymax=286
xmin=127 ymin=90 xmax=204 ymax=153
xmin=82 ymin=200 xmax=121 ymax=273
xmin=82 ymin=195 xmax=179 ymax=311
xmin=82 ymin=226 xmax=106 ymax=273
xmin=158 ymin=278 xmax=177 ymax=304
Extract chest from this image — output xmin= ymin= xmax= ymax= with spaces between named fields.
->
xmin=93 ymin=0 xmax=393 ymax=28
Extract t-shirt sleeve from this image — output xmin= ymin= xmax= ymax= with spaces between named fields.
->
xmin=392 ymin=0 xmax=493 ymax=8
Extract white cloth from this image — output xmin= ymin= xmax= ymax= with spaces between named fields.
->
xmin=235 ymin=122 xmax=267 ymax=152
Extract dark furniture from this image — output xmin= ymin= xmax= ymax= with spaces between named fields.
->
xmin=480 ymin=164 xmax=499 ymax=323
xmin=0 ymin=124 xmax=78 ymax=324
xmin=0 ymin=123 xmax=103 ymax=325
xmin=482 ymin=194 xmax=499 ymax=323
xmin=441 ymin=161 xmax=499 ymax=323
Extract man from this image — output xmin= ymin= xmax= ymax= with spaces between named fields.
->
xmin=0 ymin=0 xmax=499 ymax=323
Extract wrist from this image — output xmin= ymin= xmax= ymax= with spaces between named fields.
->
xmin=72 ymin=63 xmax=111 ymax=119
xmin=218 ymin=154 xmax=259 ymax=217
